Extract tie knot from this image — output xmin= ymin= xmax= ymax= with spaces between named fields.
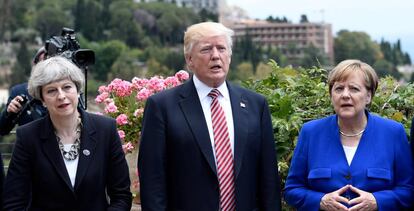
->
xmin=208 ymin=89 xmax=220 ymax=99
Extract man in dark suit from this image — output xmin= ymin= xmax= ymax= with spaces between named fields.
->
xmin=138 ymin=22 xmax=281 ymax=211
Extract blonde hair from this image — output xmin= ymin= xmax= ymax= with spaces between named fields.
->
xmin=183 ymin=22 xmax=234 ymax=56
xmin=28 ymin=56 xmax=85 ymax=100
xmin=328 ymin=59 xmax=378 ymax=98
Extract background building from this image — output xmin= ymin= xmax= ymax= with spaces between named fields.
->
xmin=139 ymin=0 xmax=219 ymax=13
xmin=227 ymin=19 xmax=334 ymax=64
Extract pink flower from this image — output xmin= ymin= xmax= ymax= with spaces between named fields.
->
xmin=148 ymin=76 xmax=165 ymax=92
xmin=136 ymin=88 xmax=153 ymax=101
xmin=95 ymin=92 xmax=109 ymax=103
xmin=116 ymin=114 xmax=129 ymax=125
xmin=132 ymin=77 xmax=149 ymax=90
xmin=96 ymin=71 xmax=189 ymax=153
xmin=104 ymin=98 xmax=114 ymax=105
xmin=175 ymin=70 xmax=190 ymax=81
xmin=134 ymin=108 xmax=144 ymax=117
xmin=98 ymin=85 xmax=108 ymax=94
xmin=164 ymin=76 xmax=179 ymax=88
xmin=118 ymin=130 xmax=125 ymax=140
xmin=108 ymin=79 xmax=133 ymax=97
xmin=117 ymin=81 xmax=133 ymax=97
xmin=104 ymin=102 xmax=118 ymax=113
xmin=122 ymin=142 xmax=134 ymax=153
xmin=107 ymin=78 xmax=122 ymax=92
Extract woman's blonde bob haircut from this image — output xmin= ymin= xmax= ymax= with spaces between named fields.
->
xmin=28 ymin=56 xmax=85 ymax=101
xmin=183 ymin=22 xmax=234 ymax=56
xmin=328 ymin=59 xmax=378 ymax=98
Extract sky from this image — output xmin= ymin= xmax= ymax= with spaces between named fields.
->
xmin=225 ymin=0 xmax=414 ymax=62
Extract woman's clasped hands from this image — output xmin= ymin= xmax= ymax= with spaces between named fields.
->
xmin=320 ymin=185 xmax=377 ymax=211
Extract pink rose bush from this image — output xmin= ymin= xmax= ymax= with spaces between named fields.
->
xmin=96 ymin=70 xmax=190 ymax=154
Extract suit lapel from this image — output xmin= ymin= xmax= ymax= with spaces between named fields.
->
xmin=227 ymin=84 xmax=249 ymax=179
xmin=74 ymin=110 xmax=97 ymax=190
xmin=179 ymin=79 xmax=217 ymax=175
xmin=40 ymin=116 xmax=75 ymax=192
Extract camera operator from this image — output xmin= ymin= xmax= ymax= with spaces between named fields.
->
xmin=0 ymin=27 xmax=94 ymax=136
xmin=0 ymin=48 xmax=48 ymax=136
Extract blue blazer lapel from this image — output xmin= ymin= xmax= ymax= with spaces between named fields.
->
xmin=178 ymin=79 xmax=217 ymax=176
xmin=349 ymin=112 xmax=373 ymax=169
xmin=40 ymin=116 xmax=75 ymax=192
xmin=227 ymin=83 xmax=248 ymax=179
xmin=74 ymin=110 xmax=97 ymax=190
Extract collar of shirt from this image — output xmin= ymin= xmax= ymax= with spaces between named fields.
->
xmin=193 ymin=75 xmax=230 ymax=102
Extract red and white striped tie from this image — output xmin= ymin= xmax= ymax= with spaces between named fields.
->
xmin=208 ymin=89 xmax=236 ymax=211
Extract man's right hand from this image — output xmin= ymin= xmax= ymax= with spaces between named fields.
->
xmin=7 ymin=96 xmax=26 ymax=114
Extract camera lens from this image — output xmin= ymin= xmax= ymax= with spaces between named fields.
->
xmin=73 ymin=50 xmax=95 ymax=67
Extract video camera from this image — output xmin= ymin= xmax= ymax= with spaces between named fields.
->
xmin=45 ymin=27 xmax=95 ymax=68
xmin=44 ymin=27 xmax=95 ymax=110
xmin=6 ymin=28 xmax=94 ymax=129
xmin=43 ymin=27 xmax=94 ymax=110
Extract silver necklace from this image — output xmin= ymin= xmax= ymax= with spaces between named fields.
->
xmin=339 ymin=129 xmax=365 ymax=137
xmin=55 ymin=117 xmax=82 ymax=161
xmin=57 ymin=136 xmax=80 ymax=161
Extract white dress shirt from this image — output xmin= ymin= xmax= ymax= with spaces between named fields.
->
xmin=193 ymin=75 xmax=235 ymax=164
xmin=342 ymin=145 xmax=357 ymax=166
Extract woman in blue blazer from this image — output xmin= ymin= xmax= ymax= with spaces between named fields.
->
xmin=3 ymin=57 xmax=132 ymax=210
xmin=284 ymin=60 xmax=414 ymax=210
xmin=411 ymin=117 xmax=414 ymax=155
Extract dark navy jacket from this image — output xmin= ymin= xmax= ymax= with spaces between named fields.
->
xmin=3 ymin=109 xmax=132 ymax=210
xmin=138 ymin=78 xmax=281 ymax=211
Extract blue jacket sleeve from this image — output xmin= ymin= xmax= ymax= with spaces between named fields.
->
xmin=284 ymin=126 xmax=325 ymax=211
xmin=372 ymin=124 xmax=414 ymax=210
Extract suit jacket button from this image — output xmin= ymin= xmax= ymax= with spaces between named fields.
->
xmin=345 ymin=174 xmax=351 ymax=180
